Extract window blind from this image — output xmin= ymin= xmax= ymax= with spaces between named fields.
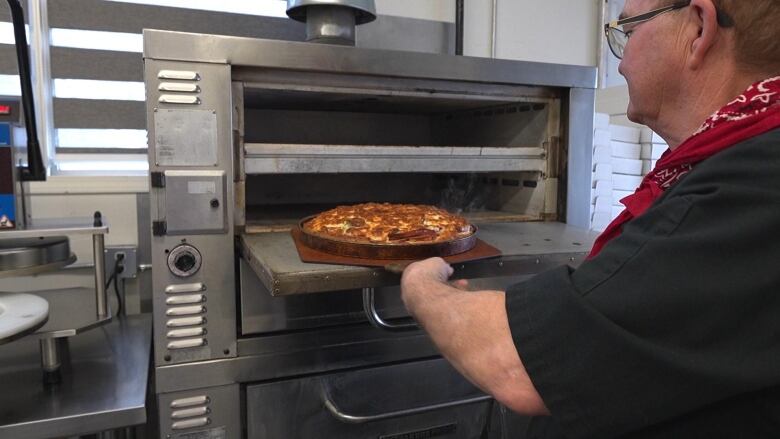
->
xmin=0 ymin=8 xmax=25 ymax=97
xmin=2 ymin=0 xmax=304 ymax=174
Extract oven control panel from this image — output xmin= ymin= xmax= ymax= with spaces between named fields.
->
xmin=147 ymin=60 xmax=236 ymax=368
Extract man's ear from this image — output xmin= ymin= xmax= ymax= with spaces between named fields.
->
xmin=687 ymin=0 xmax=720 ymax=70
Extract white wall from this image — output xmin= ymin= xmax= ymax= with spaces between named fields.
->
xmin=596 ymin=84 xmax=638 ymax=127
xmin=26 ymin=180 xmax=144 ymax=262
xmin=493 ymin=0 xmax=600 ymax=66
xmin=375 ymin=0 xmax=455 ymax=22
xmin=377 ymin=0 xmax=601 ymax=66
xmin=0 ymin=177 xmax=147 ymax=314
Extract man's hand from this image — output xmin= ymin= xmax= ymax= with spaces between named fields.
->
xmin=400 ymin=257 xmax=456 ymax=316
xmin=399 ymin=257 xmax=549 ymax=417
xmin=402 ymin=257 xmax=453 ymax=283
xmin=450 ymin=279 xmax=470 ymax=290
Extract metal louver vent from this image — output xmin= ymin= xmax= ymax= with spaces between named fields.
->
xmin=157 ymin=69 xmax=201 ymax=105
xmin=170 ymin=395 xmax=212 ymax=431
xmin=165 ymin=282 xmax=208 ymax=350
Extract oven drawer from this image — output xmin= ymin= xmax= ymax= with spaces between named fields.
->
xmin=246 ymin=357 xmax=530 ymax=438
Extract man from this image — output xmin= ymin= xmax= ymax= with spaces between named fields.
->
xmin=400 ymin=0 xmax=780 ymax=437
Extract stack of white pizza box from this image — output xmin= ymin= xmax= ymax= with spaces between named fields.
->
xmin=591 ymin=113 xmax=619 ymax=232
xmin=639 ymin=128 xmax=667 ymax=175
xmin=591 ymin=116 xmax=671 ymax=232
xmin=590 ymin=115 xmax=637 ymax=231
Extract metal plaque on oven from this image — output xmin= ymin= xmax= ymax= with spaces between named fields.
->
xmin=154 ymin=108 xmax=218 ymax=167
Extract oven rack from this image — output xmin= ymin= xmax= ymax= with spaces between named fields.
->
xmin=240 ymin=222 xmax=598 ymax=296
xmin=243 ymin=143 xmax=546 ymax=174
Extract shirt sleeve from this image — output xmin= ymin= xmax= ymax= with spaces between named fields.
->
xmin=505 ymin=131 xmax=780 ymax=438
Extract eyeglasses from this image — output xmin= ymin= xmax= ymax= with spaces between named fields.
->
xmin=604 ymin=1 xmax=692 ymax=59
xmin=605 ymin=1 xmax=735 ymax=59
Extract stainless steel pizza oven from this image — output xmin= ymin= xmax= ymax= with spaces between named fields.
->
xmin=144 ymin=29 xmax=598 ymax=438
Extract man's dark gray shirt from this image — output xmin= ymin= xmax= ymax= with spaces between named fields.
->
xmin=506 ymin=129 xmax=780 ymax=438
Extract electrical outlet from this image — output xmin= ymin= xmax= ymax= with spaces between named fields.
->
xmin=104 ymin=246 xmax=138 ymax=280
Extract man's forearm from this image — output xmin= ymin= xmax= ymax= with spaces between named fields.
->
xmin=403 ymin=277 xmax=549 ymax=415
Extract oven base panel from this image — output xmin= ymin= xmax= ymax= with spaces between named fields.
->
xmin=155 ymin=325 xmax=437 ymax=394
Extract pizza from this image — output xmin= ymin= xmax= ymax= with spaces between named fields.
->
xmin=302 ymin=203 xmax=474 ymax=245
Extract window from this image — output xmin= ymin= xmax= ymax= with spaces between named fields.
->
xmin=0 ymin=0 xmax=297 ymax=175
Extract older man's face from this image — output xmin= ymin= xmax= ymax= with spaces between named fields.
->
xmin=619 ymin=0 xmax=688 ymax=128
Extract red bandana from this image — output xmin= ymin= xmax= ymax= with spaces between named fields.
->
xmin=588 ymin=76 xmax=780 ymax=259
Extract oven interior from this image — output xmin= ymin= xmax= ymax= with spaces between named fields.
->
xmin=235 ymin=77 xmax=566 ymax=337
xmin=237 ymin=76 xmax=566 ymax=233
xmin=241 ymin=88 xmax=552 ymax=147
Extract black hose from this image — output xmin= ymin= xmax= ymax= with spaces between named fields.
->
xmin=455 ymin=0 xmax=464 ymax=55
xmin=6 ymin=0 xmax=45 ymax=181
xmin=105 ymin=257 xmax=123 ymax=316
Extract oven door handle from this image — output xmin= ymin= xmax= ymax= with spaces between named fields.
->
xmin=362 ymin=287 xmax=419 ymax=332
xmin=323 ymin=390 xmax=493 ymax=424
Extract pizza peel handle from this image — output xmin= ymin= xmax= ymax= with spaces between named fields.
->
xmin=383 ymin=260 xmax=459 ymax=274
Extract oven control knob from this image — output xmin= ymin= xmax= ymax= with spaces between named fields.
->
xmin=168 ymin=245 xmax=202 ymax=278
xmin=175 ymin=254 xmax=197 ymax=272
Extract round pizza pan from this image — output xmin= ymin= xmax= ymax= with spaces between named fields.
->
xmin=297 ymin=216 xmax=477 ymax=260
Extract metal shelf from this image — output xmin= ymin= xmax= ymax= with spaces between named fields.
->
xmin=244 ymin=144 xmax=545 ymax=174
xmin=0 ymin=254 xmax=77 ymax=279
xmin=240 ymin=222 xmax=598 ymax=296
xmin=31 ymin=287 xmax=112 ymax=339
xmin=0 ymin=315 xmax=151 ymax=438
xmin=0 ymin=217 xmax=109 ymax=239
xmin=0 ymin=215 xmax=111 ymax=321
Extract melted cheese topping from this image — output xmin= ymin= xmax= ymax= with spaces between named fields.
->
xmin=303 ymin=203 xmax=473 ymax=244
